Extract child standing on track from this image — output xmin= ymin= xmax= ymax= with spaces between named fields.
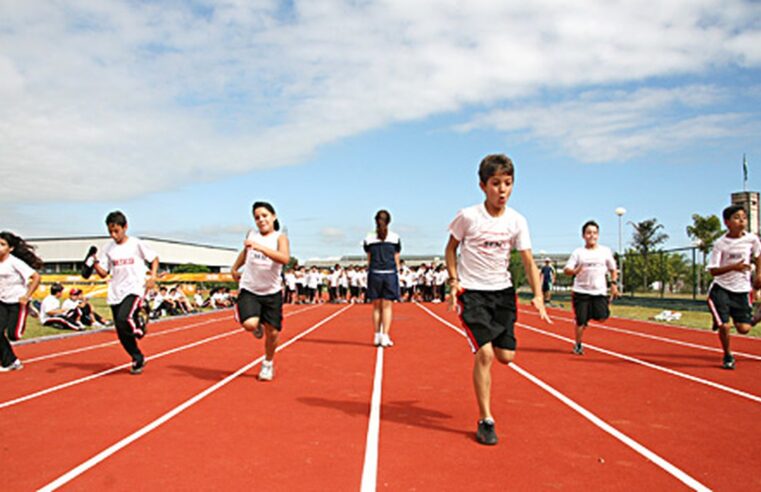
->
xmin=0 ymin=231 xmax=42 ymax=372
xmin=563 ymin=220 xmax=618 ymax=355
xmin=231 ymin=201 xmax=290 ymax=381
xmin=445 ymin=153 xmax=551 ymax=446
xmin=364 ymin=210 xmax=401 ymax=347
xmin=91 ymin=211 xmax=159 ymax=375
xmin=706 ymin=205 xmax=761 ymax=370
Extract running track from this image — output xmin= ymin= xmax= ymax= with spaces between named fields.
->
xmin=1 ymin=303 xmax=759 ymax=490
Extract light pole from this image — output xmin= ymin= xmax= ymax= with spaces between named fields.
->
xmin=615 ymin=207 xmax=626 ymax=293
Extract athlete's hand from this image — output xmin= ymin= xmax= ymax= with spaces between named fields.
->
xmin=447 ymin=280 xmax=460 ymax=311
xmin=146 ymin=275 xmax=157 ymax=289
xmin=18 ymin=295 xmax=29 ymax=306
xmin=610 ymin=283 xmax=620 ymax=300
xmin=244 ymin=239 xmax=263 ymax=251
xmin=532 ymin=295 xmax=552 ymax=324
xmin=733 ymin=261 xmax=751 ymax=272
xmin=231 ymin=270 xmax=241 ymax=282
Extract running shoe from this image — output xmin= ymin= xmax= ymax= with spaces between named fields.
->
xmin=130 ymin=358 xmax=146 ymax=375
xmin=476 ymin=419 xmax=498 ymax=445
xmin=381 ymin=333 xmax=394 ymax=348
xmin=0 ymin=359 xmax=23 ymax=372
xmin=258 ymin=361 xmax=274 ymax=381
xmin=573 ymin=343 xmax=584 ymax=355
xmin=253 ymin=325 xmax=263 ymax=339
xmin=722 ymin=354 xmax=735 ymax=370
xmin=374 ymin=332 xmax=382 ymax=346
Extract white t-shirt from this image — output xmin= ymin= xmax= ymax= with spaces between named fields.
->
xmin=564 ymin=245 xmax=617 ymax=296
xmin=98 ymin=236 xmax=158 ymax=305
xmin=62 ymin=298 xmax=80 ymax=312
xmin=285 ymin=272 xmax=297 ymax=290
xmin=707 ymin=233 xmax=761 ymax=293
xmin=239 ymin=230 xmax=283 ymax=296
xmin=449 ymin=204 xmax=532 ymax=291
xmin=0 ymin=255 xmax=35 ymax=303
xmin=40 ymin=295 xmax=62 ymax=324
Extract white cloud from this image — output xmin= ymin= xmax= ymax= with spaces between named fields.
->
xmin=458 ymin=86 xmax=760 ymax=162
xmin=1 ymin=0 xmax=760 ymax=202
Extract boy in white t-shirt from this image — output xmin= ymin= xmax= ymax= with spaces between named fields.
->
xmin=445 ymin=153 xmax=551 ymax=446
xmin=707 ymin=205 xmax=761 ymax=370
xmin=92 ymin=211 xmax=159 ymax=375
xmin=563 ymin=220 xmax=619 ymax=355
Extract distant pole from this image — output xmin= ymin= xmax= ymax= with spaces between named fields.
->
xmin=615 ymin=207 xmax=626 ymax=294
xmin=743 ymin=153 xmax=748 ymax=192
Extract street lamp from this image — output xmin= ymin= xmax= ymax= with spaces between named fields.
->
xmin=615 ymin=207 xmax=626 ymax=293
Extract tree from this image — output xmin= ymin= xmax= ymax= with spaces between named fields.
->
xmin=629 ymin=218 xmax=669 ymax=291
xmin=173 ymin=263 xmax=211 ymax=273
xmin=686 ymin=213 xmax=723 ymax=293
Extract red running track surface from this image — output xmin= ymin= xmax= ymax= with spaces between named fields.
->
xmin=1 ymin=302 xmax=759 ymax=490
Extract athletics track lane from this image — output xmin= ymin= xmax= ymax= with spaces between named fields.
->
xmin=423 ymin=303 xmax=761 ymax=490
xmin=49 ymin=303 xmax=371 ymax=490
xmin=0 ymin=305 xmax=336 ymax=491
xmin=377 ymin=303 xmax=689 ymax=490
xmin=518 ymin=307 xmax=761 ymax=398
xmin=1 ymin=310 xmax=235 ymax=405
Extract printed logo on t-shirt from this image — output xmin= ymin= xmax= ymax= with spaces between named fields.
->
xmin=113 ymin=258 xmax=136 ymax=266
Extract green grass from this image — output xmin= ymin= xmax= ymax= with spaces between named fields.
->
xmin=24 ymin=298 xmax=114 ymax=340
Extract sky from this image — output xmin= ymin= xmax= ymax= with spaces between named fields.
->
xmin=1 ymin=0 xmax=760 ymax=262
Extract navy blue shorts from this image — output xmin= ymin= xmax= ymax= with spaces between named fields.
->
xmin=367 ymin=272 xmax=400 ymax=301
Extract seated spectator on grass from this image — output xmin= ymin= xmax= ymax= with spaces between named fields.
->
xmin=151 ymin=286 xmax=177 ymax=318
xmin=40 ymin=283 xmax=83 ymax=331
xmin=170 ymin=287 xmax=192 ymax=314
xmin=193 ymin=290 xmax=208 ymax=310
xmin=62 ymin=288 xmax=110 ymax=327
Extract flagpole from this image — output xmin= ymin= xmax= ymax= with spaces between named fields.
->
xmin=743 ymin=153 xmax=748 ymax=192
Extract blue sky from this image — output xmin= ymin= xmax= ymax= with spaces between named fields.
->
xmin=1 ymin=1 xmax=760 ymax=262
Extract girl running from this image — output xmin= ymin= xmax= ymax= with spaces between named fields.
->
xmin=364 ymin=210 xmax=401 ymax=347
xmin=231 ymin=201 xmax=290 ymax=381
xmin=0 ymin=231 xmax=42 ymax=372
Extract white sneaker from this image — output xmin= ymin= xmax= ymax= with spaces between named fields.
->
xmin=0 ymin=359 xmax=23 ymax=372
xmin=381 ymin=334 xmax=394 ymax=348
xmin=374 ymin=332 xmax=382 ymax=346
xmin=258 ymin=361 xmax=274 ymax=381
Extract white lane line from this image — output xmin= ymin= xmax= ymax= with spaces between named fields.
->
xmin=519 ymin=309 xmax=761 ymax=361
xmin=1 ymin=305 xmax=322 ymax=410
xmin=38 ymin=304 xmax=352 ymax=492
xmin=24 ymin=305 xmax=320 ymax=365
xmin=360 ymin=346 xmax=384 ymax=492
xmin=517 ymin=322 xmax=761 ymax=405
xmin=415 ymin=303 xmax=712 ymax=492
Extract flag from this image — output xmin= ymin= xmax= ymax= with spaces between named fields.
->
xmin=743 ymin=153 xmax=748 ymax=183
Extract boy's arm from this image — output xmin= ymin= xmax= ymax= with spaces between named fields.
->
xmin=445 ymin=235 xmax=460 ymax=310
xmin=754 ymin=254 xmax=761 ymax=290
xmin=93 ymin=260 xmax=109 ymax=279
xmin=609 ymin=266 xmax=620 ymax=299
xmin=146 ymin=257 xmax=159 ymax=290
xmin=519 ymin=249 xmax=552 ymax=323
xmin=708 ymin=261 xmax=749 ymax=277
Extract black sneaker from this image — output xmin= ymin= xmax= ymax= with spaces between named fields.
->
xmin=722 ymin=354 xmax=735 ymax=370
xmin=130 ymin=359 xmax=147 ymax=375
xmin=573 ymin=343 xmax=584 ymax=355
xmin=476 ymin=419 xmax=498 ymax=445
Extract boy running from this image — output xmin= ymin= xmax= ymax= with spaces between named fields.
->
xmin=92 ymin=211 xmax=159 ymax=375
xmin=706 ymin=205 xmax=761 ymax=370
xmin=563 ymin=221 xmax=618 ymax=355
xmin=445 ymin=154 xmax=551 ymax=445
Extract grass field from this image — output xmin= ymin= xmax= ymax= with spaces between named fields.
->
xmin=24 ymin=298 xmax=114 ymax=339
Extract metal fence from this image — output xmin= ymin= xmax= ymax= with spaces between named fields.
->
xmin=554 ymin=245 xmax=710 ymax=301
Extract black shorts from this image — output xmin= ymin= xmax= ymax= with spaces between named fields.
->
xmin=457 ymin=287 xmax=517 ymax=352
xmin=235 ymin=289 xmax=283 ymax=331
xmin=707 ymin=284 xmax=752 ymax=327
xmin=572 ymin=292 xmax=610 ymax=326
xmin=367 ymin=272 xmax=400 ymax=301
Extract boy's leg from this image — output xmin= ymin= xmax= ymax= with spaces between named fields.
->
xmin=473 ymin=343 xmax=495 ymax=421
xmin=112 ymin=296 xmax=144 ymax=365
xmin=263 ymin=323 xmax=280 ymax=361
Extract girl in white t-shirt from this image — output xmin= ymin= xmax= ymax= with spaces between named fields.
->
xmin=0 ymin=231 xmax=42 ymax=371
xmin=231 ymin=201 xmax=290 ymax=382
xmin=563 ymin=220 xmax=618 ymax=355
